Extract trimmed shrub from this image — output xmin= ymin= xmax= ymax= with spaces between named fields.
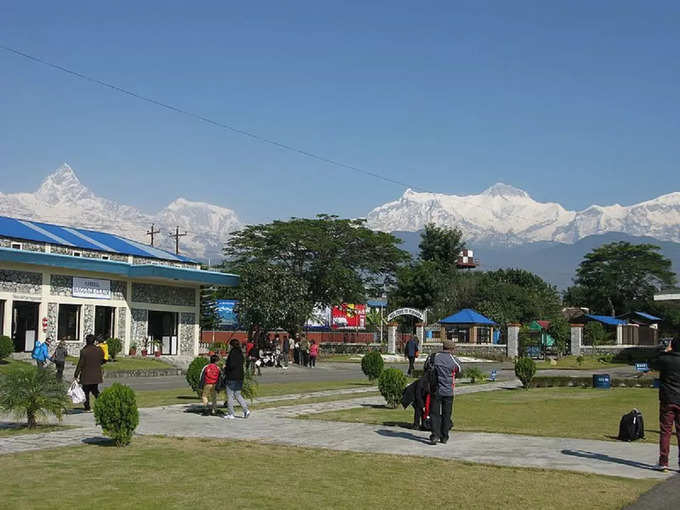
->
xmin=0 ymin=364 xmax=69 ymax=427
xmin=378 ymin=368 xmax=407 ymax=408
xmin=514 ymin=357 xmax=536 ymax=389
xmin=0 ymin=335 xmax=14 ymax=359
xmin=186 ymin=356 xmax=209 ymax=396
xmin=94 ymin=383 xmax=139 ymax=446
xmin=107 ymin=338 xmax=122 ymax=361
xmin=241 ymin=365 xmax=258 ymax=402
xmin=462 ymin=367 xmax=485 ymax=383
xmin=361 ymin=350 xmax=384 ymax=381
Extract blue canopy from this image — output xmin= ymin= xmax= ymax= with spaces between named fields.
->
xmin=585 ymin=314 xmax=627 ymax=326
xmin=440 ymin=308 xmax=497 ymax=325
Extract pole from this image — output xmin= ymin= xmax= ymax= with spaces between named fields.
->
xmin=379 ymin=307 xmax=383 ymax=344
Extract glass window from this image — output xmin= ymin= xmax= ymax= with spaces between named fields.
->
xmin=477 ymin=327 xmax=490 ymax=343
xmin=58 ymin=304 xmax=81 ymax=341
xmin=446 ymin=326 xmax=470 ymax=343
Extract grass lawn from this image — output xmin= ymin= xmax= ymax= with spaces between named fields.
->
xmin=0 ymin=424 xmax=75 ymax=437
xmin=303 ymin=387 xmax=661 ymax=443
xmin=134 ymin=379 xmax=375 ymax=408
xmin=1 ymin=436 xmax=656 ymax=510
xmin=0 ymin=359 xmax=31 ymax=374
xmin=535 ymin=355 xmax=628 ymax=370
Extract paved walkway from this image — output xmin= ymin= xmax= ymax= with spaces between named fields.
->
xmin=1 ymin=380 xmax=676 ymax=482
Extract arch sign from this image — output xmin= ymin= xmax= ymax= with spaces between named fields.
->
xmin=386 ymin=307 xmax=425 ymax=322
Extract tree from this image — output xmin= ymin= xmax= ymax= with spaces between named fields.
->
xmin=0 ymin=365 xmax=69 ymax=428
xmin=570 ymin=242 xmax=676 ymax=316
xmin=547 ymin=315 xmax=570 ymax=356
xmin=418 ymin=223 xmax=465 ymax=269
xmin=200 ymin=287 xmax=221 ymax=332
xmin=224 ymin=215 xmax=408 ymax=330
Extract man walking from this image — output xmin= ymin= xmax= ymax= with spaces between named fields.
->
xmin=427 ymin=339 xmax=462 ymax=445
xmin=74 ymin=334 xmax=104 ymax=411
xmin=281 ymin=334 xmax=290 ymax=368
xmin=649 ymin=337 xmax=680 ymax=472
xmin=405 ymin=336 xmax=419 ymax=376
xmin=299 ymin=334 xmax=310 ymax=367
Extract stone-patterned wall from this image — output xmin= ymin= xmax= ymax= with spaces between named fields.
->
xmin=0 ymin=270 xmax=42 ymax=294
xmin=83 ymin=305 xmax=95 ymax=337
xmin=117 ymin=308 xmax=127 ymax=342
xmin=179 ymin=312 xmax=196 ymax=355
xmin=47 ymin=303 xmax=58 ymax=340
xmin=50 ymin=245 xmax=127 ymax=262
xmin=0 ymin=237 xmax=46 ymax=252
xmin=49 ymin=275 xmax=127 ymax=299
xmin=65 ymin=342 xmax=85 ymax=357
xmin=131 ymin=283 xmax=195 ymax=307
xmin=131 ymin=308 xmax=148 ymax=348
xmin=133 ymin=256 xmax=200 ymax=269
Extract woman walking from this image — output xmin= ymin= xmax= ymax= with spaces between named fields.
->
xmin=309 ymin=340 xmax=319 ymax=368
xmin=50 ymin=339 xmax=68 ymax=381
xmin=223 ymin=339 xmax=250 ymax=420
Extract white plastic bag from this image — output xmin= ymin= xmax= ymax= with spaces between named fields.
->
xmin=67 ymin=380 xmax=86 ymax=405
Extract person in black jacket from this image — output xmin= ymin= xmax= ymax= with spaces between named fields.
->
xmin=223 ymin=339 xmax=250 ymax=420
xmin=649 ymin=337 xmax=680 ymax=471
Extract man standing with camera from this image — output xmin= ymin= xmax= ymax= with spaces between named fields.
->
xmin=649 ymin=337 xmax=680 ymax=472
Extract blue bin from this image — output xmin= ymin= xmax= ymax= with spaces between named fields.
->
xmin=653 ymin=378 xmax=660 ymax=388
xmin=593 ymin=374 xmax=611 ymax=389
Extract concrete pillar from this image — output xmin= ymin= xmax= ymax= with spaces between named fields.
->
xmin=616 ymin=324 xmax=623 ymax=345
xmin=571 ymin=324 xmax=583 ymax=356
xmin=415 ymin=323 xmax=424 ymax=351
xmin=507 ymin=323 xmax=520 ymax=358
xmin=2 ymin=299 xmax=12 ymax=338
xmin=387 ymin=322 xmax=398 ymax=354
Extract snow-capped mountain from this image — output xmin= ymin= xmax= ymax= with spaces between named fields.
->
xmin=0 ymin=164 xmax=241 ymax=261
xmin=367 ymin=184 xmax=680 ymax=244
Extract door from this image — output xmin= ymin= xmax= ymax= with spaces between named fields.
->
xmin=148 ymin=311 xmax=178 ymax=355
xmin=12 ymin=301 xmax=40 ymax=352
xmin=95 ymin=306 xmax=115 ymax=339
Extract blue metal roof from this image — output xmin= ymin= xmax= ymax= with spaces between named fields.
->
xmin=617 ymin=311 xmax=662 ymax=323
xmin=0 ymin=215 xmax=196 ymax=263
xmin=0 ymin=247 xmax=237 ymax=287
xmin=440 ymin=308 xmax=498 ymax=325
xmin=367 ymin=298 xmax=387 ymax=308
xmin=584 ymin=314 xmax=627 ymax=326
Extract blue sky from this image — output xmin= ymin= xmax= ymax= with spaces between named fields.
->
xmin=1 ymin=1 xmax=679 ymax=224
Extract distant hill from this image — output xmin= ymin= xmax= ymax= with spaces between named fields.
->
xmin=393 ymin=231 xmax=680 ymax=290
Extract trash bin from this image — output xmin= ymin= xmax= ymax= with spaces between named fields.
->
xmin=593 ymin=374 xmax=611 ymax=389
xmin=653 ymin=378 xmax=660 ymax=388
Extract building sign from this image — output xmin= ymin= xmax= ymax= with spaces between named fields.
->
xmin=331 ymin=304 xmax=366 ymax=329
xmin=216 ymin=299 xmax=239 ymax=328
xmin=72 ymin=277 xmax=111 ymax=299
xmin=305 ymin=305 xmax=331 ymax=329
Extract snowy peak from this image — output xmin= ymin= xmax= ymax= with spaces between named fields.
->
xmin=0 ymin=164 xmax=242 ymax=261
xmin=368 ymin=185 xmax=680 ymax=245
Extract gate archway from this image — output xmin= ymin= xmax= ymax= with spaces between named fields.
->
xmin=385 ymin=308 xmax=426 ymax=354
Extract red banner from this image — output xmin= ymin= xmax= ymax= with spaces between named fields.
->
xmin=331 ymin=304 xmax=366 ymax=329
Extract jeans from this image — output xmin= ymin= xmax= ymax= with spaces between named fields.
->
xmin=659 ymin=403 xmax=680 ymax=466
xmin=226 ymin=380 xmax=249 ymax=416
xmin=55 ymin=361 xmax=65 ymax=381
xmin=82 ymin=384 xmax=100 ymax=410
xmin=282 ymin=351 xmax=289 ymax=367
xmin=407 ymin=356 xmax=415 ymax=376
xmin=309 ymin=355 xmax=316 ymax=367
xmin=201 ymin=383 xmax=217 ymax=410
xmin=429 ymin=394 xmax=453 ymax=442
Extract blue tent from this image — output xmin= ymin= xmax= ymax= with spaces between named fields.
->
xmin=440 ymin=308 xmax=497 ymax=325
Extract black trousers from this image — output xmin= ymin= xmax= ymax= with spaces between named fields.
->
xmin=302 ymin=351 xmax=309 ymax=367
xmin=82 ymin=384 xmax=100 ymax=410
xmin=429 ymin=394 xmax=453 ymax=441
xmin=55 ymin=362 xmax=65 ymax=381
xmin=407 ymin=356 xmax=415 ymax=375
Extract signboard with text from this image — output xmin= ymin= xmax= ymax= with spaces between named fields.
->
xmin=216 ymin=299 xmax=239 ymax=329
xmin=72 ymin=277 xmax=111 ymax=299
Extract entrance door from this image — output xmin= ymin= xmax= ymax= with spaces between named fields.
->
xmin=12 ymin=301 xmax=40 ymax=352
xmin=148 ymin=311 xmax=178 ymax=355
xmin=95 ymin=306 xmax=115 ymax=339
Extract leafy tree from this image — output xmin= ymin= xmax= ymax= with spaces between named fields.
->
xmin=224 ymin=215 xmax=408 ymax=331
xmin=584 ymin=321 xmax=608 ymax=346
xmin=570 ymin=242 xmax=676 ymax=316
xmin=0 ymin=365 xmax=69 ymax=428
xmin=418 ymin=223 xmax=464 ymax=269
xmin=547 ymin=315 xmax=570 ymax=356
xmin=200 ymin=287 xmax=221 ymax=332
xmin=390 ymin=260 xmax=441 ymax=311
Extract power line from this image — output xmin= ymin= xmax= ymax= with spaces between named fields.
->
xmin=0 ymin=44 xmax=416 ymax=190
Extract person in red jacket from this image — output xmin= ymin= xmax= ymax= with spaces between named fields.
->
xmin=201 ymin=354 xmax=221 ymax=416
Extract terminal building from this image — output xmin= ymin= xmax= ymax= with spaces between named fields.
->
xmin=0 ymin=216 xmax=237 ymax=357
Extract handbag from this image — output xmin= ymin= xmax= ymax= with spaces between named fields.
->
xmin=67 ymin=380 xmax=86 ymax=405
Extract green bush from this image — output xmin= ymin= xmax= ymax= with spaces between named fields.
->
xmin=462 ymin=367 xmax=485 ymax=383
xmin=0 ymin=364 xmax=68 ymax=427
xmin=0 ymin=335 xmax=14 ymax=359
xmin=107 ymin=338 xmax=122 ymax=360
xmin=361 ymin=350 xmax=384 ymax=381
xmin=514 ymin=357 xmax=537 ymax=389
xmin=94 ymin=383 xmax=139 ymax=447
xmin=241 ymin=365 xmax=258 ymax=402
xmin=186 ymin=357 xmax=209 ymax=396
xmin=576 ymin=355 xmax=584 ymax=367
xmin=378 ymin=368 xmax=407 ymax=408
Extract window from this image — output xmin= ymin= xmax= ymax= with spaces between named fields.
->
xmin=58 ymin=304 xmax=81 ymax=341
xmin=477 ymin=327 xmax=491 ymax=343
xmin=73 ymin=251 xmax=82 ymax=257
xmin=11 ymin=242 xmax=22 ymax=250
xmin=102 ymin=255 xmax=110 ymax=260
xmin=446 ymin=326 xmax=470 ymax=343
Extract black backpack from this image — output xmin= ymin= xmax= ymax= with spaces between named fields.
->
xmin=424 ymin=353 xmax=439 ymax=392
xmin=618 ymin=409 xmax=645 ymax=441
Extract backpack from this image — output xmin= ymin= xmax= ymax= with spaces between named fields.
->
xmin=618 ymin=409 xmax=645 ymax=441
xmin=424 ymin=353 xmax=439 ymax=393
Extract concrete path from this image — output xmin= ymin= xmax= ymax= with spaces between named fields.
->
xmin=1 ymin=379 xmax=676 ymax=482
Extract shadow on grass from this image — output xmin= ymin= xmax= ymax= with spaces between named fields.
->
xmin=376 ymin=428 xmax=431 ymax=445
xmin=362 ymin=404 xmax=389 ymax=409
xmin=176 ymin=396 xmax=200 ymax=401
xmin=562 ymin=449 xmax=659 ymax=472
xmin=82 ymin=437 xmax=117 ymax=447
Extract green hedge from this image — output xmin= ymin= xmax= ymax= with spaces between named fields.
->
xmin=531 ymin=376 xmax=658 ymax=388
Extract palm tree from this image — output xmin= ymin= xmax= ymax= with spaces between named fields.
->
xmin=0 ymin=364 xmax=69 ymax=428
